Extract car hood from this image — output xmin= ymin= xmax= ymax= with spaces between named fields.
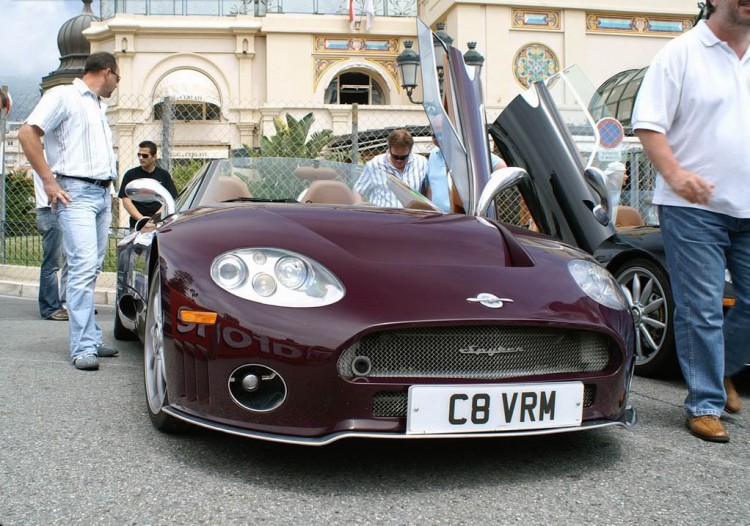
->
xmin=155 ymin=205 xmax=629 ymax=345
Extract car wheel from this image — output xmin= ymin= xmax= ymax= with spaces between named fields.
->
xmin=614 ymin=259 xmax=678 ymax=378
xmin=144 ymin=265 xmax=189 ymax=433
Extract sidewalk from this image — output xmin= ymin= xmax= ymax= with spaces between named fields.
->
xmin=0 ymin=264 xmax=116 ymax=306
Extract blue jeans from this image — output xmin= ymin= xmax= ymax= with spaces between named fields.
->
xmin=36 ymin=208 xmax=68 ymax=318
xmin=659 ymin=205 xmax=750 ymax=417
xmin=56 ymin=177 xmax=111 ymax=361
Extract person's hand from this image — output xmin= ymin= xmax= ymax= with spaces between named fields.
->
xmin=44 ymin=178 xmax=71 ymax=209
xmin=664 ymin=168 xmax=714 ymax=205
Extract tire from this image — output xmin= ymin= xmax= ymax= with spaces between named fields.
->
xmin=113 ymin=299 xmax=138 ymax=341
xmin=144 ymin=265 xmax=189 ymax=433
xmin=613 ymin=258 xmax=679 ymax=378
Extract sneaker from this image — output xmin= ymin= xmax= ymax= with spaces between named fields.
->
xmin=96 ymin=343 xmax=119 ymax=357
xmin=73 ymin=353 xmax=99 ymax=371
xmin=46 ymin=309 xmax=69 ymax=321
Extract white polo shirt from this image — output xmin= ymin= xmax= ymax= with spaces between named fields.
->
xmin=632 ymin=20 xmax=750 ymax=218
xmin=26 ymin=78 xmax=116 ymax=181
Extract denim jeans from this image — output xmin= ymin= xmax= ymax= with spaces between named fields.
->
xmin=659 ymin=205 xmax=750 ymax=417
xmin=36 ymin=207 xmax=68 ymax=318
xmin=56 ymin=177 xmax=111 ymax=361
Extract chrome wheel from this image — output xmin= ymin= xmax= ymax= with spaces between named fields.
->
xmin=145 ymin=272 xmax=167 ymax=415
xmin=617 ymin=266 xmax=669 ymax=366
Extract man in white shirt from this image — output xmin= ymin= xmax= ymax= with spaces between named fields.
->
xmin=354 ymin=129 xmax=428 ymax=207
xmin=19 ymin=52 xmax=121 ymax=371
xmin=632 ymin=0 xmax=750 ymax=442
xmin=33 ymin=169 xmax=68 ymax=321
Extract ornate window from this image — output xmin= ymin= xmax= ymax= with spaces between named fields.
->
xmin=324 ymin=71 xmax=387 ymax=105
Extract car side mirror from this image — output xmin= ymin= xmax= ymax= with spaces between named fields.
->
xmin=476 ymin=167 xmax=529 ymax=217
xmin=134 ymin=216 xmax=151 ymax=232
xmin=125 ymin=179 xmax=176 ymax=217
xmin=583 ymin=167 xmax=611 ymax=226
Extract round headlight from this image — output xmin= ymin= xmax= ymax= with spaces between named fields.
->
xmin=275 ymin=257 xmax=309 ymax=290
xmin=212 ymin=255 xmax=246 ymax=289
xmin=252 ymin=273 xmax=277 ymax=297
xmin=253 ymin=251 xmax=267 ymax=266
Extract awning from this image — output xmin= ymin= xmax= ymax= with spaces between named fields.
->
xmin=154 ymin=70 xmax=221 ymax=106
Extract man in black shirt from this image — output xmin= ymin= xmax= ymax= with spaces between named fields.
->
xmin=118 ymin=141 xmax=178 ymax=228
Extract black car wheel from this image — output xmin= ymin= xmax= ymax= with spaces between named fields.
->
xmin=144 ymin=265 xmax=189 ymax=433
xmin=614 ymin=259 xmax=678 ymax=378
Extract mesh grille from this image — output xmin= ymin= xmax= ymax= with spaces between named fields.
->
xmin=372 ymin=384 xmax=597 ymax=418
xmin=339 ymin=326 xmax=614 ymax=380
xmin=583 ymin=384 xmax=596 ymax=408
xmin=373 ymin=392 xmax=409 ymax=418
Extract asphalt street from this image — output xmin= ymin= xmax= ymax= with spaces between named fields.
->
xmin=1 ymin=294 xmax=749 ymax=525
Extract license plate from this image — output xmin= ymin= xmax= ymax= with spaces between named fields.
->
xmin=406 ymin=382 xmax=584 ymax=435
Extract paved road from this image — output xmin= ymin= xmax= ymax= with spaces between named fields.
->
xmin=1 ymin=294 xmax=749 ymax=525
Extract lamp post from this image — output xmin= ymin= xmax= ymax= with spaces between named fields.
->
xmin=463 ymin=42 xmax=485 ymax=78
xmin=396 ymin=41 xmax=422 ymax=104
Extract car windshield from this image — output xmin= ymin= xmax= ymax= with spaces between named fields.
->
xmin=189 ymin=157 xmax=440 ymax=212
xmin=545 ymin=66 xmax=627 ymax=222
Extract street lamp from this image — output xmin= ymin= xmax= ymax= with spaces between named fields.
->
xmin=463 ymin=42 xmax=485 ymax=78
xmin=396 ymin=41 xmax=422 ymax=104
xmin=433 ymin=23 xmax=453 ymax=97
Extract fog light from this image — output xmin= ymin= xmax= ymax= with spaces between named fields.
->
xmin=241 ymin=374 xmax=260 ymax=392
xmin=352 ymin=356 xmax=372 ymax=377
xmin=229 ymin=365 xmax=286 ymax=412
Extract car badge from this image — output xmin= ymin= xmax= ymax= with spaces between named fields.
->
xmin=466 ymin=293 xmax=514 ymax=309
xmin=459 ymin=344 xmax=524 ymax=356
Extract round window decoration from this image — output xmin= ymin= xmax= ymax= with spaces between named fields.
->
xmin=513 ymin=43 xmax=560 ymax=89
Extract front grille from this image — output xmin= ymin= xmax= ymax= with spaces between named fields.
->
xmin=373 ymin=391 xmax=409 ymax=418
xmin=373 ymin=384 xmax=597 ymax=418
xmin=339 ymin=326 xmax=614 ymax=380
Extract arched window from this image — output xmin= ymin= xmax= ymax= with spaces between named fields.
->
xmin=324 ymin=71 xmax=386 ymax=105
xmin=589 ymin=67 xmax=648 ymax=128
xmin=153 ymin=69 xmax=221 ymax=121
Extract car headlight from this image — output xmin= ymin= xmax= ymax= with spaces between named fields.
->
xmin=211 ymin=248 xmax=345 ymax=308
xmin=568 ymin=259 xmax=627 ymax=311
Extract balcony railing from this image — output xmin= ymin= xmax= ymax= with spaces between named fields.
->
xmin=100 ymin=0 xmax=416 ymax=18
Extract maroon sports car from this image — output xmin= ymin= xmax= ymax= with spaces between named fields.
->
xmin=114 ymin=21 xmax=636 ymax=445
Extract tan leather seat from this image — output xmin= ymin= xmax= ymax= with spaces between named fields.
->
xmin=616 ymin=205 xmax=645 ymax=230
xmin=202 ymin=176 xmax=252 ymax=204
xmin=302 ymin=180 xmax=356 ymax=205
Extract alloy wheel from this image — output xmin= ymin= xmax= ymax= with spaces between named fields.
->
xmin=617 ymin=266 xmax=669 ymax=366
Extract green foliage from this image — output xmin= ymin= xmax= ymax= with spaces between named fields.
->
xmin=169 ymin=159 xmax=205 ymax=192
xmin=247 ymin=112 xmax=333 ymax=159
xmin=5 ymin=170 xmax=36 ymax=235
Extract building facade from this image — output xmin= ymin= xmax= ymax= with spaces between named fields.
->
xmin=80 ymin=0 xmax=700 ymax=225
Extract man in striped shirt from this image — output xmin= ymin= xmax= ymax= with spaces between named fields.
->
xmin=354 ymin=129 xmax=428 ymax=208
xmin=19 ymin=52 xmax=120 ymax=371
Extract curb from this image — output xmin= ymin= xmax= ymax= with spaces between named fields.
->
xmin=0 ymin=280 xmax=116 ymax=306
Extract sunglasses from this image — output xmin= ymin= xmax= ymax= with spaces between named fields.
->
xmin=137 ymin=153 xmax=151 ymax=159
xmin=390 ymin=150 xmax=410 ymax=161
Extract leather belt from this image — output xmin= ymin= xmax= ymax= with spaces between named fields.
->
xmin=58 ymin=174 xmax=112 ymax=188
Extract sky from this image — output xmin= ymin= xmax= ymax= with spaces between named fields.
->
xmin=0 ymin=0 xmax=101 ymax=81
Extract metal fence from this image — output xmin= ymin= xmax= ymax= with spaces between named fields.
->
xmin=1 ymin=88 xmax=659 ymax=285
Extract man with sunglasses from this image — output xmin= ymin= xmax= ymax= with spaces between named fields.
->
xmin=118 ymin=141 xmax=178 ymax=229
xmin=19 ymin=52 xmax=120 ymax=371
xmin=354 ymin=129 xmax=428 ymax=207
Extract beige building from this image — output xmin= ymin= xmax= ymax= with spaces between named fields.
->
xmin=77 ymin=0 xmax=701 ymax=225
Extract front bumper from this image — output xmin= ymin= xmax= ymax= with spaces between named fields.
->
xmin=162 ymin=404 xmax=636 ymax=446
